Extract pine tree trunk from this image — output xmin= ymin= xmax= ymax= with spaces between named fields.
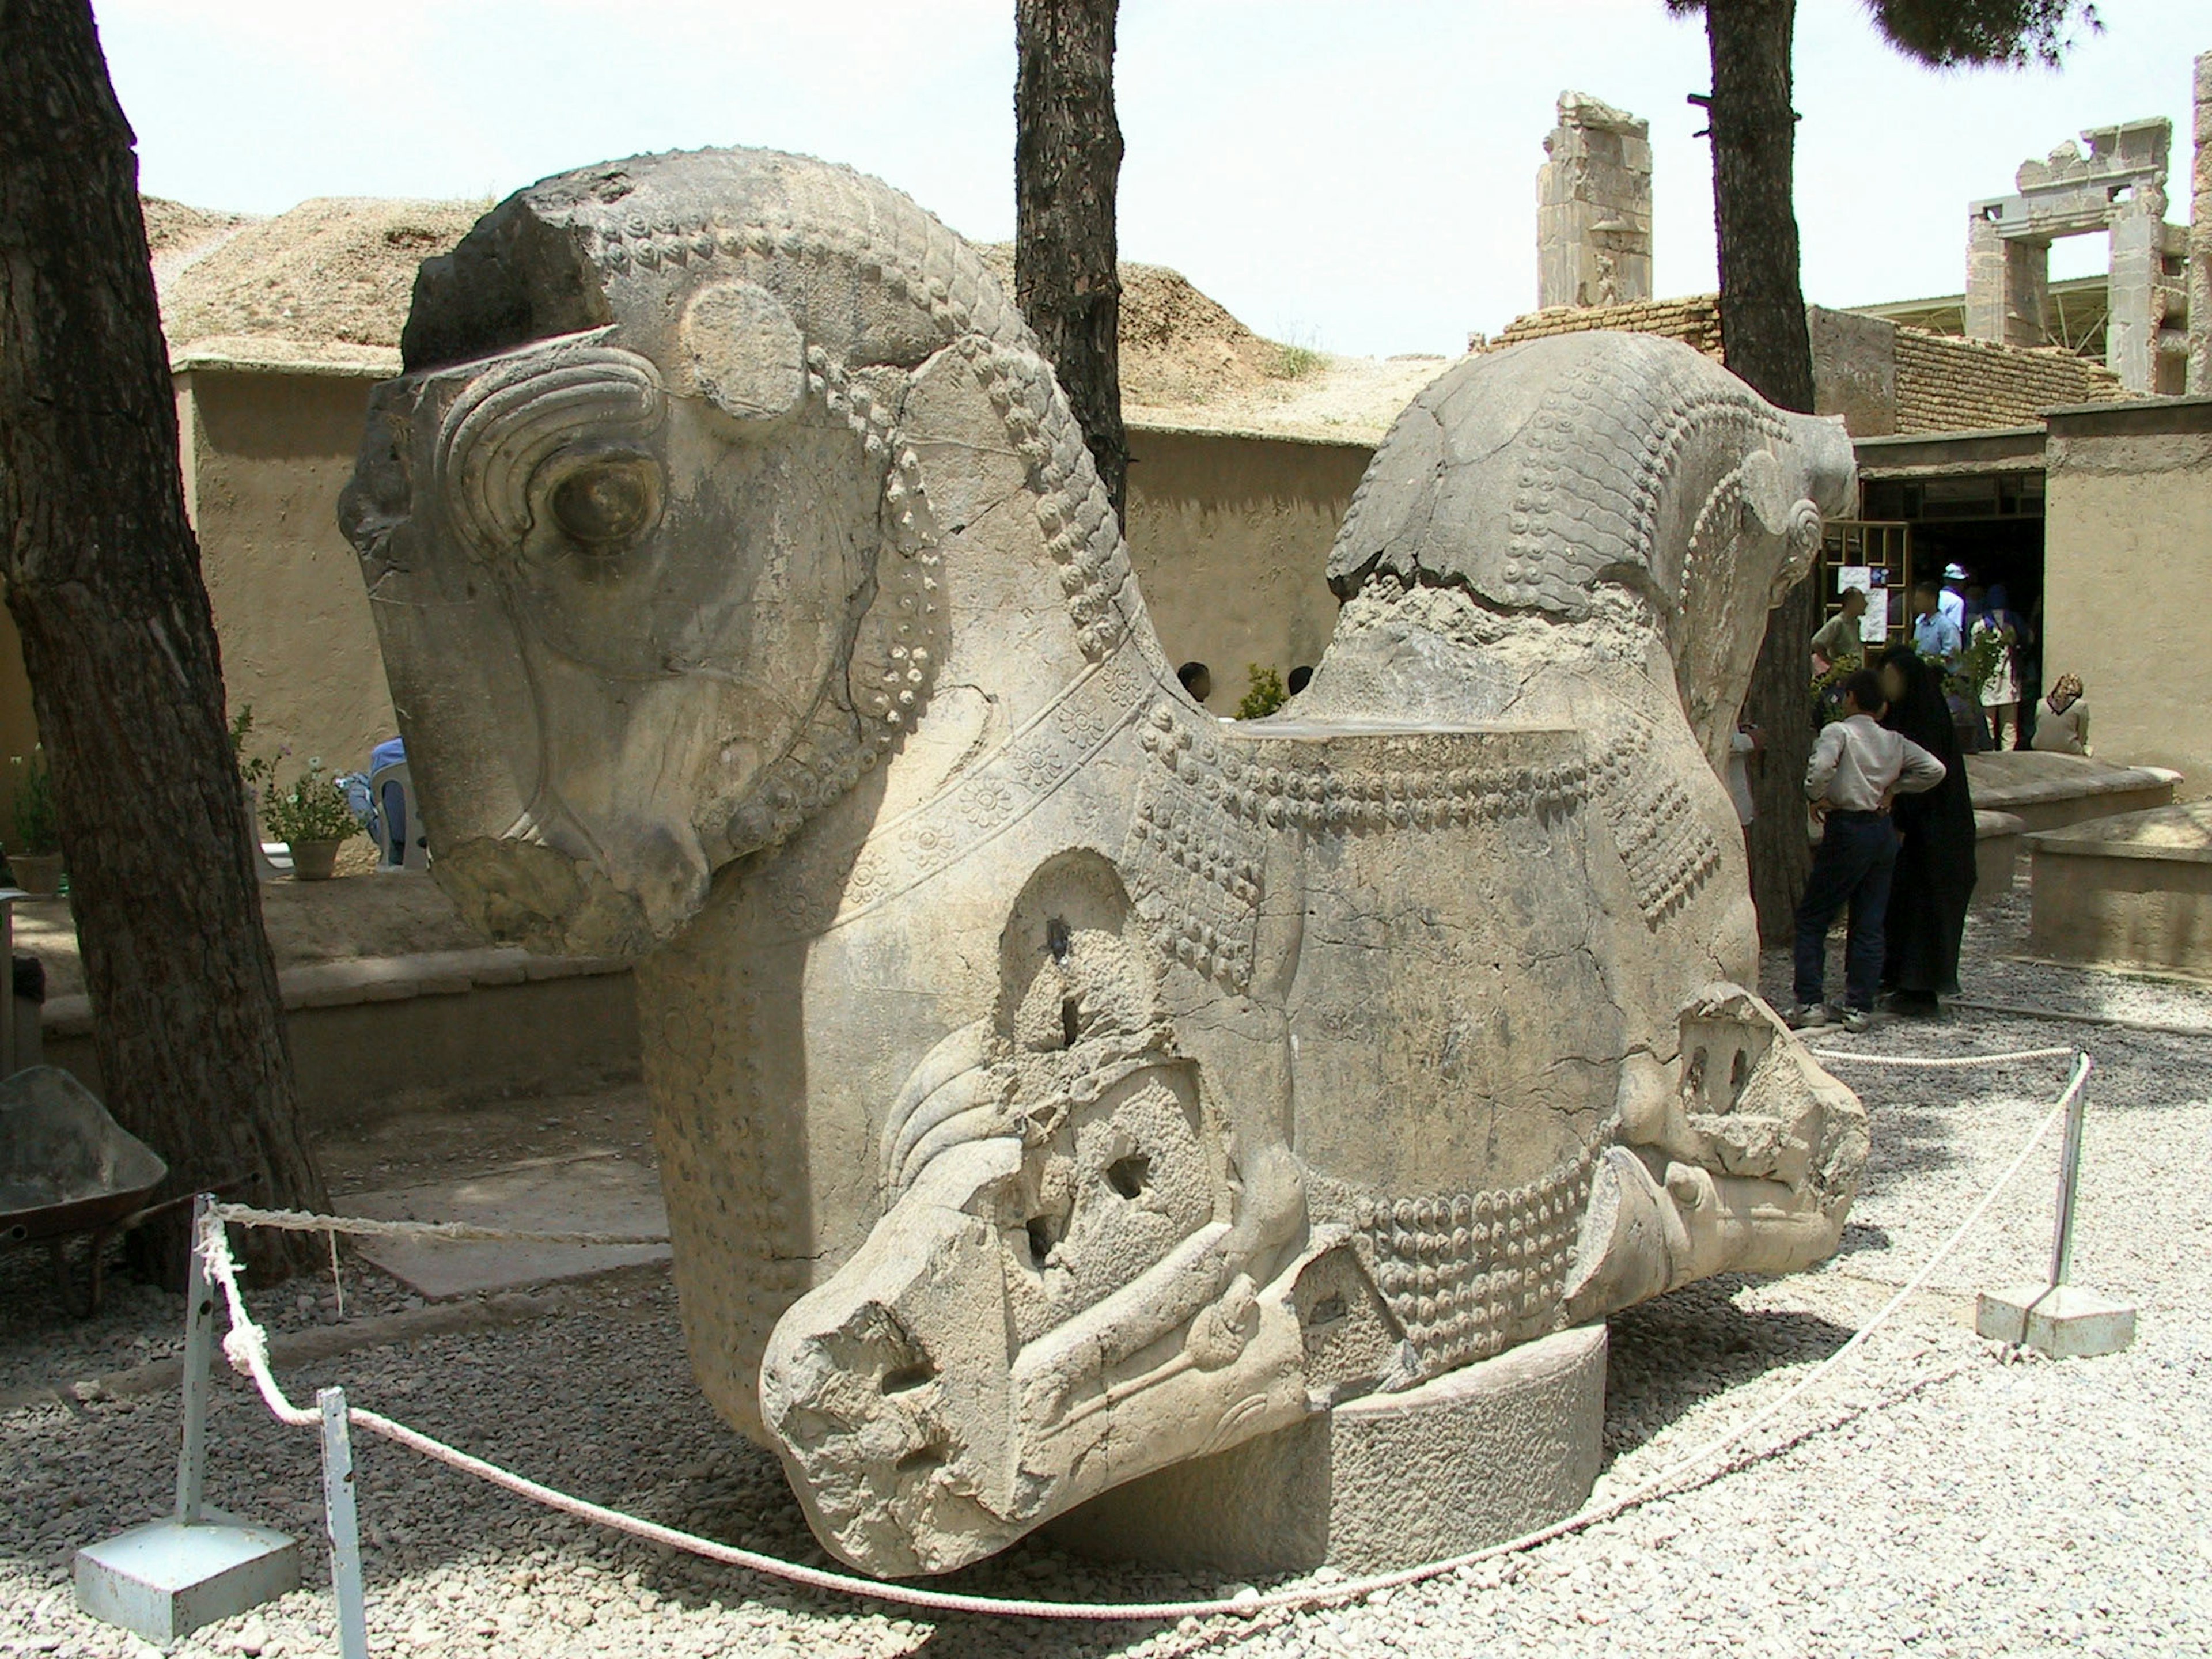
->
xmin=1014 ymin=0 xmax=1128 ymax=523
xmin=0 ymin=0 xmax=325 ymax=1282
xmin=1702 ymin=0 xmax=1820 ymax=945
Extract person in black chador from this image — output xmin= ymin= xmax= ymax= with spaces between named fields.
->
xmin=1875 ymin=644 xmax=1976 ymax=1016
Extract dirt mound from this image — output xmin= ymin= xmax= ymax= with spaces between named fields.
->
xmin=976 ymin=244 xmax=1286 ymax=411
xmin=141 ymin=195 xmax=245 ymax=261
xmin=974 ymin=244 xmax=1454 ymax=444
xmin=142 ymin=196 xmax=252 ymax=313
xmin=158 ymin=196 xmax=483 ymax=351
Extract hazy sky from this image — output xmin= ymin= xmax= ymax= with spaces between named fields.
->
xmin=97 ymin=0 xmax=2204 ymax=358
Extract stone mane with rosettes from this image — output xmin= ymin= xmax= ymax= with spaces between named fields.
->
xmin=344 ymin=145 xmax=1866 ymax=1581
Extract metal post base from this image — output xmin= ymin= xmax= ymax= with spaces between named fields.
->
xmin=1976 ymin=1282 xmax=2138 ymax=1359
xmin=74 ymin=1511 xmax=300 ymax=1643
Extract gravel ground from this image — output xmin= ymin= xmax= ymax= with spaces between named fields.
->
xmin=6 ymin=880 xmax=2209 ymax=1658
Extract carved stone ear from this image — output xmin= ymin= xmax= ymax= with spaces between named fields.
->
xmin=680 ymin=280 xmax=806 ymax=422
xmin=1739 ymin=448 xmax=1794 ymax=539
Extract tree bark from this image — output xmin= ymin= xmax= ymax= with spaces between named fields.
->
xmin=1701 ymin=0 xmax=1820 ymax=945
xmin=0 ymin=0 xmax=325 ymax=1281
xmin=1014 ymin=0 xmax=1128 ymax=523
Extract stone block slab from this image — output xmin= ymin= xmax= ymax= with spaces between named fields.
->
xmin=1047 ymin=1324 xmax=1606 ymax=1577
xmin=1963 ymin=752 xmax=2180 ymax=834
xmin=75 ymin=1512 xmax=299 ymax=1643
xmin=1976 ymin=1281 xmax=2137 ymax=1358
xmin=1974 ymin=809 xmax=2026 ymax=907
xmin=2027 ymin=802 xmax=2212 ymax=978
xmin=348 ymin=1150 xmax=668 ymax=1299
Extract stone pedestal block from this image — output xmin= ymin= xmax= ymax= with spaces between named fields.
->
xmin=1048 ymin=1324 xmax=1606 ymax=1578
xmin=75 ymin=1512 xmax=299 ymax=1644
xmin=1972 ymin=809 xmax=2025 ymax=908
xmin=2026 ymin=800 xmax=2212 ymax=979
xmin=1976 ymin=1282 xmax=2137 ymax=1359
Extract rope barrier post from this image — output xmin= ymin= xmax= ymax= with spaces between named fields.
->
xmin=174 ymin=1194 xmax=215 ymax=1525
xmin=72 ymin=1202 xmax=302 ymax=1643
xmin=1975 ymin=1051 xmax=2137 ymax=1359
xmin=2047 ymin=1051 xmax=2090 ymax=1290
xmin=320 ymin=1387 xmax=372 ymax=1659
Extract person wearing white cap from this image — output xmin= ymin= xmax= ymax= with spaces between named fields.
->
xmin=1937 ymin=562 xmax=1967 ymax=634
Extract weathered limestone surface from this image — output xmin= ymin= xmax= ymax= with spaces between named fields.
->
xmin=2192 ymin=52 xmax=2212 ymax=396
xmin=1049 ymin=1325 xmax=1607 ymax=1577
xmin=343 ymin=147 xmax=1866 ymax=1580
xmin=1536 ymin=93 xmax=1652 ymax=311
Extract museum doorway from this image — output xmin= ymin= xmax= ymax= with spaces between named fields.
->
xmin=1858 ymin=466 xmax=2048 ymax=736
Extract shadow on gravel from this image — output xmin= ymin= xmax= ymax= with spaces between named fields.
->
xmin=1832 ymin=1219 xmax=1894 ymax=1263
xmin=0 ymin=1232 xmax=180 ymax=1396
xmin=1854 ymin=1102 xmax=1963 ymax=1202
xmin=1599 ymin=1275 xmax=1854 ymax=1475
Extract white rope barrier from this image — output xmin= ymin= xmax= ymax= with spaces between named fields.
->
xmin=1808 ymin=1044 xmax=2076 ymax=1069
xmin=190 ymin=1048 xmax=2093 ymax=1626
xmin=209 ymin=1202 xmax=666 ymax=1249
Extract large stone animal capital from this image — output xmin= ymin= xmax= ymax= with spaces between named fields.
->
xmin=343 ymin=146 xmax=1866 ymax=1580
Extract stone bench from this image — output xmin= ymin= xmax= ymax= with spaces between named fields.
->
xmin=2025 ymin=800 xmax=2212 ymax=980
xmin=40 ymin=946 xmax=638 ymax=1126
xmin=1964 ymin=751 xmax=2181 ymax=834
xmin=1974 ymin=809 xmax=2027 ymax=906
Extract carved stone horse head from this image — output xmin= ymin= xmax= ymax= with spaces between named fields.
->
xmin=341 ymin=147 xmax=1140 ymax=956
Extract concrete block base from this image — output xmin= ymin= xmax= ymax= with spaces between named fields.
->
xmin=2025 ymin=802 xmax=2212 ymax=980
xmin=1976 ymin=1282 xmax=2137 ymax=1358
xmin=75 ymin=1511 xmax=300 ymax=1643
xmin=1047 ymin=1323 xmax=1606 ymax=1577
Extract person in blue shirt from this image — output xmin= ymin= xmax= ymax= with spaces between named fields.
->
xmin=1909 ymin=581 xmax=1961 ymax=664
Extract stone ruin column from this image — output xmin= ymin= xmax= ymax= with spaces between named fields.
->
xmin=2107 ymin=180 xmax=2168 ymax=396
xmin=1965 ymin=210 xmax=2051 ymax=349
xmin=1537 ymin=92 xmax=1653 ymax=310
xmin=2190 ymin=51 xmax=2212 ymax=395
xmin=1967 ymin=119 xmax=2179 ymax=393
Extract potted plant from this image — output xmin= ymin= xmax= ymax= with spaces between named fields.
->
xmin=262 ymin=758 xmax=362 ymax=880
xmin=7 ymin=748 xmax=63 ymax=896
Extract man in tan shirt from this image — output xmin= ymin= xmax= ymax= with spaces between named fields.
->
xmin=1809 ymin=585 xmax=1869 ymax=671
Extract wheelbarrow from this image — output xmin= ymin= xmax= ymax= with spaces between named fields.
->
xmin=1 ymin=1066 xmax=168 ymax=1315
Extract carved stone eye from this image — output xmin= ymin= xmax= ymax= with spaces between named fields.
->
xmin=545 ymin=453 xmax=662 ymax=547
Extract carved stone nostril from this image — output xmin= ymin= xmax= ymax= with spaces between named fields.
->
xmin=881 ymin=1361 xmax=935 ymax=1395
xmin=1026 ymin=1217 xmax=1059 ymax=1267
xmin=1105 ymin=1153 xmax=1150 ymax=1201
xmin=896 ymin=1446 xmax=948 ymax=1476
xmin=1059 ymin=997 xmax=1080 ymax=1048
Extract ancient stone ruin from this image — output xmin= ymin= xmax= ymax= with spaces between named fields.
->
xmin=342 ymin=146 xmax=1868 ymax=1579
xmin=1967 ymin=117 xmax=2191 ymax=395
xmin=1537 ymin=92 xmax=1653 ymax=311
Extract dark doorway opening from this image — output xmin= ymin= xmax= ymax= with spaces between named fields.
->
xmin=1861 ymin=468 xmax=2046 ymax=746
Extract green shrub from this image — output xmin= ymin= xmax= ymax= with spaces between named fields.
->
xmin=1235 ymin=664 xmax=1288 ymax=721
